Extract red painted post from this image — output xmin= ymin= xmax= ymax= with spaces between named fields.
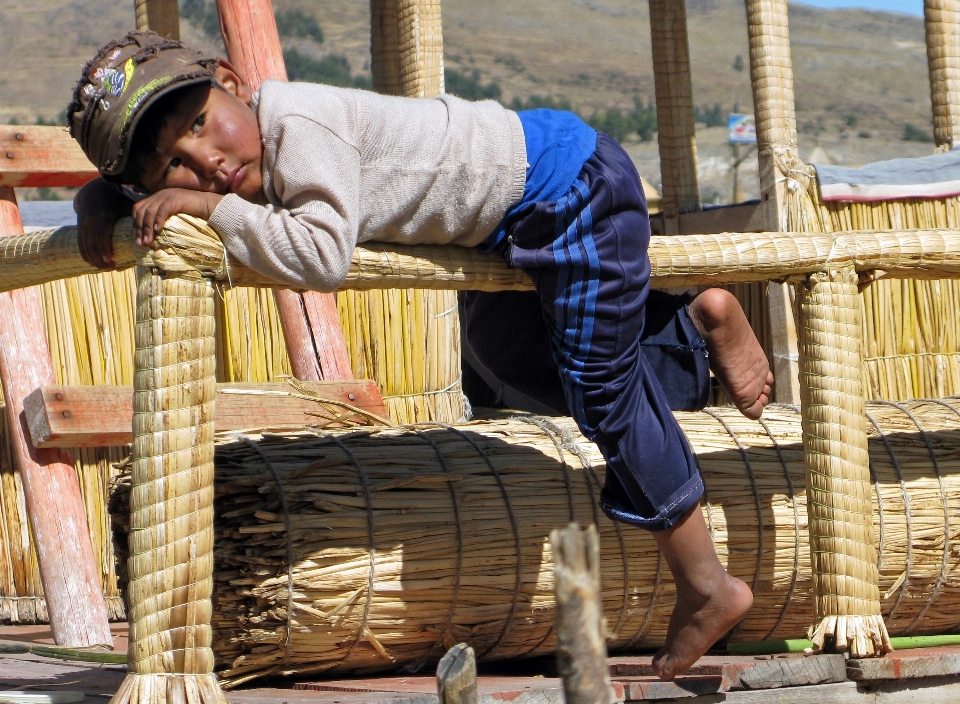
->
xmin=214 ymin=0 xmax=354 ymax=381
xmin=0 ymin=187 xmax=113 ymax=646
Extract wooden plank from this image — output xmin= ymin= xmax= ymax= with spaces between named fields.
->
xmin=0 ymin=126 xmax=98 ymax=188
xmin=689 ymin=676 xmax=960 ymax=703
xmin=0 ymin=188 xmax=112 ymax=647
xmin=24 ymin=381 xmax=390 ymax=448
xmin=649 ymin=202 xmax=764 ymax=236
xmin=737 ymin=654 xmax=846 ymax=689
xmin=848 ymin=645 xmax=960 ymax=681
xmin=608 ymin=653 xmax=845 ymax=691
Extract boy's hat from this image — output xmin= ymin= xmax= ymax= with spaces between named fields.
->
xmin=68 ymin=31 xmax=217 ymax=177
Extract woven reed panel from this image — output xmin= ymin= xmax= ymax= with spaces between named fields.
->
xmin=103 ymin=401 xmax=960 ymax=682
xmin=823 ymin=197 xmax=960 ymax=400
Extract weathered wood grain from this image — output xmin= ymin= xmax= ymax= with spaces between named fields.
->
xmin=24 ymin=381 xmax=390 ymax=448
xmin=0 ymin=126 xmax=98 ymax=188
xmin=0 ymin=188 xmax=112 ymax=647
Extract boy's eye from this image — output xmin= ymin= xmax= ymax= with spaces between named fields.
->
xmin=192 ymin=114 xmax=206 ymax=132
xmin=166 ymin=157 xmax=181 ymax=174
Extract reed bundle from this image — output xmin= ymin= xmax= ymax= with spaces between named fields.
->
xmin=821 ymin=196 xmax=960 ymax=400
xmin=0 ymin=397 xmax=47 ymax=624
xmin=105 ymin=400 xmax=960 ymax=684
xmin=337 ymin=289 xmax=464 ymax=425
xmin=13 ymin=217 xmax=960 ymax=295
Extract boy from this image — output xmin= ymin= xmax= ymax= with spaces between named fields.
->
xmin=70 ymin=31 xmax=770 ymax=679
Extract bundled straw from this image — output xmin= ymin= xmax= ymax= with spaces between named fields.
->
xmin=105 ymin=400 xmax=960 ymax=684
xmin=821 ymin=196 xmax=960 ymax=400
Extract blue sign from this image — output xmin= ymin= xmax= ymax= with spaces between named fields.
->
xmin=728 ymin=113 xmax=757 ymax=144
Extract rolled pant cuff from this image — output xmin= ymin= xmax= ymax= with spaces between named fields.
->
xmin=599 ymin=474 xmax=704 ymax=532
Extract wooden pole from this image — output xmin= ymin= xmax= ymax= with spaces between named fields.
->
xmin=0 ymin=187 xmax=112 ymax=647
xmin=744 ymin=0 xmax=802 ymax=404
xmin=550 ymin=523 xmax=617 ymax=704
xmin=436 ymin=644 xmax=478 ymax=704
xmin=925 ymin=0 xmax=960 ymax=151
xmin=648 ymin=0 xmax=701 ymax=234
xmin=213 ymin=0 xmax=354 ymax=381
xmin=135 ymin=0 xmax=180 ymax=40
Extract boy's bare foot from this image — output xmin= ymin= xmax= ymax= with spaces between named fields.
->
xmin=651 ymin=572 xmax=754 ymax=681
xmin=649 ymin=504 xmax=754 ymax=681
xmin=688 ymin=288 xmax=773 ymax=420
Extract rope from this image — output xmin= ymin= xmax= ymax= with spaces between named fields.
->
xmin=435 ymin=423 xmax=523 ymax=660
xmin=880 ymin=401 xmax=951 ymax=634
xmin=703 ymin=409 xmax=764 ymax=597
xmin=309 ymin=431 xmax=380 ymax=666
xmin=413 ymin=427 xmax=464 ymax=664
xmin=239 ymin=436 xmax=294 ymax=669
xmin=757 ymin=414 xmax=802 ymax=640
xmin=865 ymin=411 xmax=912 ymax=620
xmin=552 ymin=418 xmax=632 ymax=640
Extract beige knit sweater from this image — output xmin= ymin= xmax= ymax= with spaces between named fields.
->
xmin=208 ymin=81 xmax=527 ymax=292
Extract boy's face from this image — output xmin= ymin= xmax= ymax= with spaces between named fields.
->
xmin=139 ymin=63 xmax=263 ymax=200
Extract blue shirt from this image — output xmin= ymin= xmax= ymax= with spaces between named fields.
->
xmin=484 ymin=109 xmax=597 ymax=250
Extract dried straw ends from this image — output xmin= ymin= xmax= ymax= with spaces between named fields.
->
xmin=799 ymin=267 xmax=891 ymax=658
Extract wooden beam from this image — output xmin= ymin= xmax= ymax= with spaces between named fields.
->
xmin=0 ymin=126 xmax=98 ymax=188
xmin=214 ymin=0 xmax=355 ymax=382
xmin=24 ymin=381 xmax=390 ymax=449
xmin=0 ymin=187 xmax=112 ymax=647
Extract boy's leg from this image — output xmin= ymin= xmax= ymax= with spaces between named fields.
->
xmin=651 ymin=505 xmax=753 ymax=680
xmin=503 ymin=132 xmax=751 ymax=679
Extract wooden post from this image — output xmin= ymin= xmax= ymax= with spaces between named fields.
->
xmin=135 ymin=0 xmax=180 ymax=40
xmin=436 ymin=644 xmax=478 ymax=704
xmin=744 ymin=0 xmax=802 ymax=404
xmin=0 ymin=187 xmax=112 ymax=647
xmin=213 ymin=0 xmax=354 ymax=381
xmin=648 ymin=0 xmax=701 ymax=234
xmin=550 ymin=523 xmax=617 ymax=704
xmin=925 ymin=0 xmax=960 ymax=151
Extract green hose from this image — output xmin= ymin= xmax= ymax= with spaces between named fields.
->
xmin=728 ymin=634 xmax=960 ymax=656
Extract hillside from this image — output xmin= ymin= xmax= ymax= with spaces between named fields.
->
xmin=0 ymin=0 xmax=936 ymax=201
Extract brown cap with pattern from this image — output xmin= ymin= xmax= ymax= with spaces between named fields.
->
xmin=67 ymin=31 xmax=217 ymax=177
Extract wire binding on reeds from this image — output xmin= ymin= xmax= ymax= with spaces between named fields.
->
xmin=102 ymin=402 xmax=960 ymax=682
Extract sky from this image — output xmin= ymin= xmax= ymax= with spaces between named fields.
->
xmin=793 ymin=0 xmax=923 ymax=15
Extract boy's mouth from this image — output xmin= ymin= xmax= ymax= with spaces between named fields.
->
xmin=228 ymin=163 xmax=249 ymax=193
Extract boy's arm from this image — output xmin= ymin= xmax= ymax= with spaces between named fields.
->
xmin=74 ymin=178 xmax=136 ymax=269
xmin=208 ymin=119 xmax=361 ymax=292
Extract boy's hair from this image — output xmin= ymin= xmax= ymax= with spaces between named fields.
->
xmin=67 ymin=31 xmax=217 ymax=178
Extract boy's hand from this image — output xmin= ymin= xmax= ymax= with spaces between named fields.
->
xmin=132 ymin=189 xmax=224 ymax=248
xmin=75 ymin=178 xmax=135 ymax=270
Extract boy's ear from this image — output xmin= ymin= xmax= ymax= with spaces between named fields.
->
xmin=213 ymin=59 xmax=254 ymax=105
